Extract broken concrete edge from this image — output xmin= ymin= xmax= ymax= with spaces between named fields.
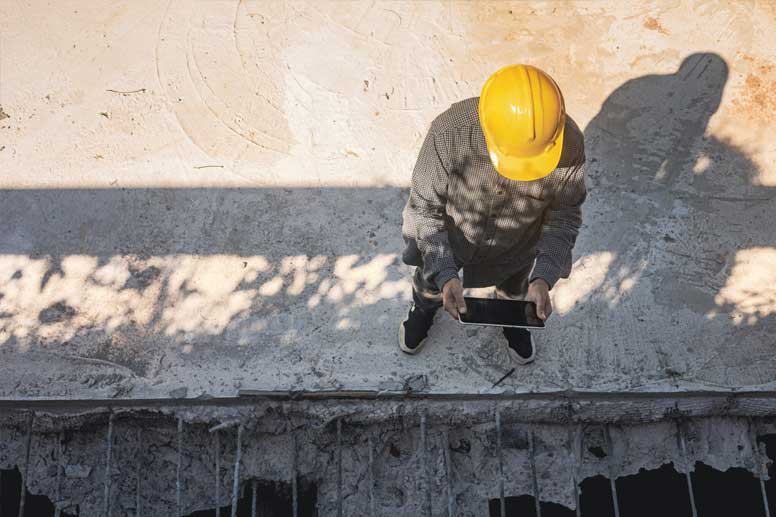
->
xmin=2 ymin=406 xmax=775 ymax=515
xmin=2 ymin=393 xmax=776 ymax=430
xmin=4 ymin=376 xmax=772 ymax=403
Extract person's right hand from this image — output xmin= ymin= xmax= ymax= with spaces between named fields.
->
xmin=442 ymin=277 xmax=467 ymax=320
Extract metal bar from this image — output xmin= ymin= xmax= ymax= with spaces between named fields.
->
xmin=102 ymin=413 xmax=114 ymax=517
xmin=54 ymin=432 xmax=63 ymax=517
xmin=209 ymin=420 xmax=241 ymax=433
xmin=12 ymin=387 xmax=776 ymax=409
xmin=421 ymin=412 xmax=432 ymax=517
xmin=292 ymin=432 xmax=298 ymax=517
xmin=529 ymin=430 xmax=542 ymax=517
xmin=177 ymin=417 xmax=183 ymax=516
xmin=676 ymin=421 xmax=698 ymax=517
xmin=215 ymin=430 xmax=221 ymax=517
xmin=603 ymin=425 xmax=621 ymax=517
xmin=567 ymin=426 xmax=581 ymax=517
xmin=443 ymin=429 xmax=454 ymax=517
xmin=17 ymin=411 xmax=34 ymax=517
xmin=368 ymin=434 xmax=375 ymax=517
xmin=231 ymin=425 xmax=244 ymax=517
xmin=337 ymin=419 xmax=343 ymax=517
xmin=496 ymin=409 xmax=505 ymax=517
xmin=251 ymin=479 xmax=258 ymax=517
xmin=135 ymin=428 xmax=142 ymax=517
xmin=748 ymin=417 xmax=771 ymax=517
xmin=1 ymin=427 xmax=3 ymax=517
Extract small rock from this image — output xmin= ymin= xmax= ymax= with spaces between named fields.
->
xmin=402 ymin=374 xmax=429 ymax=393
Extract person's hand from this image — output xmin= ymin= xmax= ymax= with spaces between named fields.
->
xmin=526 ymin=278 xmax=552 ymax=320
xmin=442 ymin=277 xmax=467 ymax=319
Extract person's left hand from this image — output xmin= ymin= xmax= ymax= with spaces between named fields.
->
xmin=526 ymin=278 xmax=552 ymax=320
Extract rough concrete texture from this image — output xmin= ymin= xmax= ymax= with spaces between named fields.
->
xmin=2 ymin=410 xmax=775 ymax=516
xmin=1 ymin=0 xmax=776 ymax=400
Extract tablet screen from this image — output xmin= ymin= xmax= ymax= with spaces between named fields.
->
xmin=458 ymin=297 xmax=545 ymax=328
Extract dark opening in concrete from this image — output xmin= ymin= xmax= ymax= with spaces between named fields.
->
xmin=186 ymin=478 xmax=317 ymax=517
xmin=0 ymin=468 xmax=77 ymax=516
xmin=489 ymin=457 xmax=776 ymax=517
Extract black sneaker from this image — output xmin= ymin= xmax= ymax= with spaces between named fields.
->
xmin=503 ymin=327 xmax=535 ymax=365
xmin=398 ymin=302 xmax=437 ymax=354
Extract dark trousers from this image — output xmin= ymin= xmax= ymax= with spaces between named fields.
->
xmin=411 ymin=263 xmax=532 ymax=312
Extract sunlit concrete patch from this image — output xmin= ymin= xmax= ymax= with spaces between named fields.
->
xmin=713 ymin=248 xmax=776 ymax=325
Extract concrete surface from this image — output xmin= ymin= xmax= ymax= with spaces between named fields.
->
xmin=1 ymin=0 xmax=776 ymax=400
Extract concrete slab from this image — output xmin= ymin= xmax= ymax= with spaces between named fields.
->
xmin=1 ymin=0 xmax=775 ymax=400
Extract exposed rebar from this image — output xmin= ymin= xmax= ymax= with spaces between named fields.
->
xmin=102 ymin=413 xmax=114 ymax=517
xmin=368 ymin=434 xmax=375 ymax=517
xmin=443 ymin=429 xmax=455 ymax=517
xmin=568 ymin=426 xmax=581 ymax=517
xmin=17 ymin=411 xmax=34 ymax=517
xmin=54 ymin=431 xmax=63 ymax=517
xmin=0 ymin=427 xmax=3 ymax=517
xmin=292 ymin=432 xmax=299 ymax=517
xmin=231 ymin=425 xmax=243 ymax=517
xmin=676 ymin=421 xmax=698 ymax=517
xmin=421 ymin=412 xmax=432 ymax=517
xmin=529 ymin=430 xmax=542 ymax=517
xmin=209 ymin=420 xmax=241 ymax=433
xmin=496 ymin=409 xmax=505 ymax=517
xmin=603 ymin=425 xmax=621 ymax=517
xmin=135 ymin=428 xmax=142 ymax=517
xmin=215 ymin=430 xmax=221 ymax=517
xmin=337 ymin=418 xmax=343 ymax=517
xmin=251 ymin=479 xmax=258 ymax=517
xmin=176 ymin=417 xmax=183 ymax=516
xmin=747 ymin=417 xmax=771 ymax=517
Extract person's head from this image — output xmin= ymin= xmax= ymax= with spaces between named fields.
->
xmin=479 ymin=64 xmax=565 ymax=182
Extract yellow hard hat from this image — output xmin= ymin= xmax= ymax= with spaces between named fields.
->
xmin=479 ymin=64 xmax=566 ymax=181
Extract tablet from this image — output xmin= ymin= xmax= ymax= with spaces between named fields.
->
xmin=457 ymin=297 xmax=545 ymax=329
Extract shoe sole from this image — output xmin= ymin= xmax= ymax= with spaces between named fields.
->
xmin=506 ymin=333 xmax=536 ymax=365
xmin=398 ymin=317 xmax=428 ymax=355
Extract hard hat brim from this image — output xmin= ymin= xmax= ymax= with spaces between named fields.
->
xmin=487 ymin=123 xmax=565 ymax=182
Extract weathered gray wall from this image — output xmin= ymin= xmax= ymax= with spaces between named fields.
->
xmin=1 ymin=407 xmax=774 ymax=516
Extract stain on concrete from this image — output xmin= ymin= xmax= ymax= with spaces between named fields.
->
xmin=123 ymin=265 xmax=161 ymax=291
xmin=643 ymin=16 xmax=669 ymax=35
xmin=733 ymin=65 xmax=776 ymax=123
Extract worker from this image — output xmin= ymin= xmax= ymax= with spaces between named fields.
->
xmin=399 ymin=64 xmax=586 ymax=364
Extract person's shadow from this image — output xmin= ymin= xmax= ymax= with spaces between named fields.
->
xmin=568 ymin=52 xmax=776 ymax=387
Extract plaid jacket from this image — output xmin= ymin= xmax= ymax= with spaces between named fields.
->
xmin=402 ymin=97 xmax=587 ymax=291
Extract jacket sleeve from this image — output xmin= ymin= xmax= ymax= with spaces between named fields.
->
xmin=530 ymin=161 xmax=587 ymax=289
xmin=406 ymin=128 xmax=459 ymax=291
